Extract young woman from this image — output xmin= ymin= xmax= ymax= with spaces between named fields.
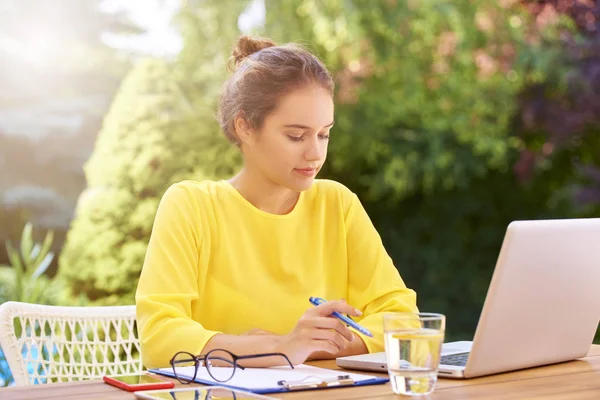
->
xmin=135 ymin=35 xmax=418 ymax=369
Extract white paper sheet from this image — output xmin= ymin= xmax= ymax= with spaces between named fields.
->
xmin=157 ymin=364 xmax=381 ymax=390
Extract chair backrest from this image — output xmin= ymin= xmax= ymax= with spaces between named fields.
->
xmin=0 ymin=301 xmax=143 ymax=386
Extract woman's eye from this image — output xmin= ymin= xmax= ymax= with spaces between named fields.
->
xmin=319 ymin=134 xmax=330 ymax=140
xmin=287 ymin=135 xmax=303 ymax=142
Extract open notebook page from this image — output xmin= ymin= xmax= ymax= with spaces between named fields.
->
xmin=156 ymin=364 xmax=384 ymax=390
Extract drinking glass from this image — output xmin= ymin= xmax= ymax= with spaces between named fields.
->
xmin=384 ymin=313 xmax=446 ymax=396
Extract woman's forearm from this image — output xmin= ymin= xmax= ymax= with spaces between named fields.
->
xmin=201 ymin=331 xmax=369 ymax=367
xmin=307 ymin=333 xmax=368 ymax=360
xmin=202 ymin=333 xmax=289 ymax=367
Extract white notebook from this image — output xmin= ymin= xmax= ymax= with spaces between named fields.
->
xmin=152 ymin=363 xmax=388 ymax=394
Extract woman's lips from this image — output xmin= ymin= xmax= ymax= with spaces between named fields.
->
xmin=294 ymin=168 xmax=317 ymax=177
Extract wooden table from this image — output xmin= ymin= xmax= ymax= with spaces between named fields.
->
xmin=3 ymin=345 xmax=600 ymax=400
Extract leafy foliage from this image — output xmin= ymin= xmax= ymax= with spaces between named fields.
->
xmin=60 ymin=59 xmax=205 ymax=304
xmin=59 ymin=1 xmax=247 ymax=304
xmin=0 ymin=222 xmax=66 ymax=387
xmin=516 ymin=0 xmax=600 ymax=209
xmin=0 ymin=222 xmax=63 ymax=305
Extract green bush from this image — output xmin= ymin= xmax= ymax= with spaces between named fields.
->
xmin=59 ymin=58 xmax=239 ymax=304
xmin=0 ymin=222 xmax=70 ymax=386
xmin=0 ymin=222 xmax=65 ymax=305
xmin=59 ymin=0 xmax=252 ymax=304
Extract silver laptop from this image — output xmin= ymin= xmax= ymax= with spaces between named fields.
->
xmin=337 ymin=218 xmax=600 ymax=379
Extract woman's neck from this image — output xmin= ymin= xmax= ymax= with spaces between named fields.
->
xmin=228 ymin=169 xmax=300 ymax=215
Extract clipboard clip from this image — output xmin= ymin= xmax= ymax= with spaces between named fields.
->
xmin=277 ymin=374 xmax=355 ymax=390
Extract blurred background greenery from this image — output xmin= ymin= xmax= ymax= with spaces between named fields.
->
xmin=1 ymin=0 xmax=599 ymax=386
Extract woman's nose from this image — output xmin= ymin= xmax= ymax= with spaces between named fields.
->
xmin=304 ymin=137 xmax=323 ymax=161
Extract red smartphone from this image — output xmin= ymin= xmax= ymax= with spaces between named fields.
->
xmin=103 ymin=374 xmax=175 ymax=392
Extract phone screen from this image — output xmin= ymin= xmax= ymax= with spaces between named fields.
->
xmin=110 ymin=374 xmax=167 ymax=385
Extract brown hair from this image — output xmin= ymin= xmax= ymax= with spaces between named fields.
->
xmin=217 ymin=35 xmax=335 ymax=145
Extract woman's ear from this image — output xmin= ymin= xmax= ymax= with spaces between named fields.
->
xmin=233 ymin=114 xmax=253 ymax=145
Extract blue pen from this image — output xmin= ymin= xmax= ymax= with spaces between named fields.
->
xmin=309 ymin=297 xmax=374 ymax=337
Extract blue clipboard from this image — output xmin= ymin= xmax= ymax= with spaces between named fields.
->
xmin=150 ymin=367 xmax=389 ymax=394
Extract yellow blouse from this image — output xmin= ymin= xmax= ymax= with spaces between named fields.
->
xmin=135 ymin=179 xmax=418 ymax=368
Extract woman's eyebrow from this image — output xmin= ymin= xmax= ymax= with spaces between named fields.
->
xmin=282 ymin=121 xmax=335 ymax=130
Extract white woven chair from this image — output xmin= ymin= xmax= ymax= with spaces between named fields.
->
xmin=0 ymin=301 xmax=143 ymax=386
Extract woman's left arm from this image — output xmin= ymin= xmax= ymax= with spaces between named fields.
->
xmin=344 ymin=193 xmax=419 ymax=353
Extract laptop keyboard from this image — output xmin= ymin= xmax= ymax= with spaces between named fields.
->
xmin=440 ymin=352 xmax=470 ymax=366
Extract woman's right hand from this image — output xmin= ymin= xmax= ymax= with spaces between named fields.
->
xmin=275 ymin=299 xmax=362 ymax=365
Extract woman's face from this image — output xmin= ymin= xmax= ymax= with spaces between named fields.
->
xmin=240 ymin=84 xmax=334 ymax=192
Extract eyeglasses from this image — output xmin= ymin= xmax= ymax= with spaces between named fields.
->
xmin=170 ymin=349 xmax=294 ymax=384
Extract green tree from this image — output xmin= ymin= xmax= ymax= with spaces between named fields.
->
xmin=171 ymin=0 xmax=250 ymax=177
xmin=58 ymin=0 xmax=249 ymax=304
xmin=59 ymin=59 xmax=202 ymax=304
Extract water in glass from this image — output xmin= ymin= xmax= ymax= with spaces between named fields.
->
xmin=385 ymin=328 xmax=444 ymax=396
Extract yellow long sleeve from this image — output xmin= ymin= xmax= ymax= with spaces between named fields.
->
xmin=345 ymin=193 xmax=419 ymax=352
xmin=135 ymin=179 xmax=418 ymax=368
xmin=135 ymin=184 xmax=220 ymax=369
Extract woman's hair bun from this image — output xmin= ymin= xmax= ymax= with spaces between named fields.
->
xmin=230 ymin=35 xmax=276 ymax=69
